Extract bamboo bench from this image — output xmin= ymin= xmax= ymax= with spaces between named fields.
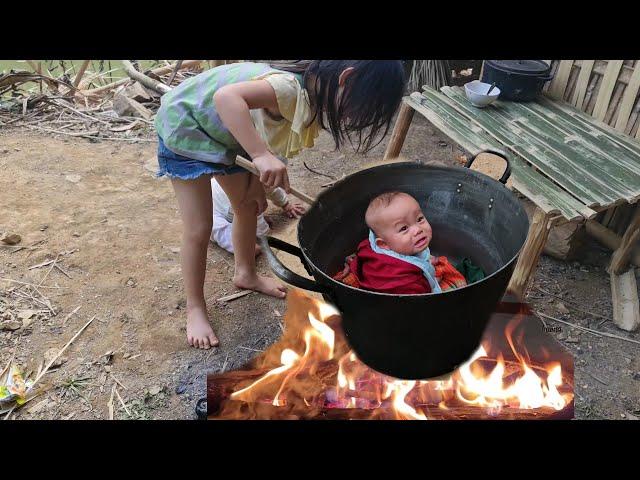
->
xmin=383 ymin=86 xmax=640 ymax=330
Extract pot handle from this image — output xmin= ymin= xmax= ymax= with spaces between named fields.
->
xmin=258 ymin=236 xmax=326 ymax=293
xmin=464 ymin=149 xmax=511 ymax=185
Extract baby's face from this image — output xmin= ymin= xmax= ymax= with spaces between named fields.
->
xmin=371 ymin=194 xmax=433 ymax=256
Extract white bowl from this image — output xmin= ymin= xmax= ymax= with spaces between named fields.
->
xmin=464 ymin=80 xmax=500 ymax=108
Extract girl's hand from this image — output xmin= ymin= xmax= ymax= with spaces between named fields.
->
xmin=252 ymin=153 xmax=290 ymax=192
xmin=282 ymin=200 xmax=306 ymax=219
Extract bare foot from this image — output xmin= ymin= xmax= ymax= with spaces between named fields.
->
xmin=186 ymin=305 xmax=219 ymax=349
xmin=234 ymin=272 xmax=287 ymax=299
xmin=254 ymin=243 xmax=262 ymax=257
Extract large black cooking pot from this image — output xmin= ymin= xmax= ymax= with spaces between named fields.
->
xmin=259 ymin=151 xmax=530 ymax=380
xmin=481 ymin=60 xmax=554 ymax=102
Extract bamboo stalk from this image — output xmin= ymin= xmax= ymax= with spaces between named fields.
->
xmin=167 ymin=60 xmax=183 ymax=86
xmin=72 ymin=60 xmax=91 ymax=88
xmin=82 ymin=60 xmax=202 ymax=96
xmin=120 ymin=60 xmax=171 ymax=94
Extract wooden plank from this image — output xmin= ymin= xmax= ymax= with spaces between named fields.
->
xmin=548 ymin=61 xmax=574 ymax=100
xmin=408 ymin=93 xmax=590 ymax=221
xmin=583 ymin=72 xmax=600 ymax=115
xmin=593 ymin=60 xmax=624 ymax=121
xmin=571 ymin=60 xmax=595 ymax=109
xmin=614 ymin=63 xmax=640 ymax=131
xmin=574 ymin=60 xmax=637 ymax=86
xmin=610 ymin=269 xmax=640 ymax=332
xmin=627 ymin=100 xmax=640 ymax=136
xmin=604 ymin=81 xmax=625 ymax=125
xmin=564 ymin=66 xmax=580 ymax=103
xmin=440 ymin=87 xmax=622 ymax=206
xmin=543 ymin=61 xmax=558 ymax=93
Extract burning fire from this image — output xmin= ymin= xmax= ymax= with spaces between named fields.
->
xmin=212 ymin=290 xmax=573 ymax=420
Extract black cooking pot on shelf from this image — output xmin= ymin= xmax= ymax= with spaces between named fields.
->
xmin=259 ymin=152 xmax=530 ymax=380
xmin=481 ymin=60 xmax=554 ymax=102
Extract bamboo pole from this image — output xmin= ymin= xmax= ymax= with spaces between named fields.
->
xmin=82 ymin=60 xmax=202 ymax=96
xmin=120 ymin=60 xmax=171 ymax=94
xmin=72 ymin=60 xmax=91 ymax=88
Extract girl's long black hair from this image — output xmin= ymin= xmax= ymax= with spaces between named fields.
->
xmin=269 ymin=60 xmax=406 ymax=153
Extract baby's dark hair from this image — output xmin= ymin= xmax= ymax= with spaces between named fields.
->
xmin=365 ymin=191 xmax=409 ymax=233
xmin=269 ymin=60 xmax=407 ymax=153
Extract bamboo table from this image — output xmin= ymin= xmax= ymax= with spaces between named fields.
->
xmin=384 ymin=87 xmax=640 ymax=328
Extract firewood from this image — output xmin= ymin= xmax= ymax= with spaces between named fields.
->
xmin=610 ymin=269 xmax=640 ymax=332
xmin=112 ymin=93 xmax=153 ymax=120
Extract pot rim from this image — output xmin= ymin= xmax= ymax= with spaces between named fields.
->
xmin=298 ymin=161 xmax=529 ymax=299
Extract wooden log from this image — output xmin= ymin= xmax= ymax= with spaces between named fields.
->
xmin=208 ymin=377 xmax=573 ymax=420
xmin=112 ymin=93 xmax=153 ymax=120
xmin=82 ymin=60 xmax=202 ymax=96
xmin=585 ymin=219 xmax=640 ymax=268
xmin=383 ymin=100 xmax=415 ymax=160
xmin=521 ymin=200 xmax=583 ymax=260
xmin=123 ymin=81 xmax=153 ymax=103
xmin=610 ymin=204 xmax=640 ymax=274
xmin=610 ymin=269 xmax=640 ymax=332
xmin=508 ymin=207 xmax=552 ymax=299
xmin=121 ymin=60 xmax=171 ymax=95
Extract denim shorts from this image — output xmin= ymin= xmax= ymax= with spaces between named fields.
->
xmin=156 ymin=135 xmax=246 ymax=180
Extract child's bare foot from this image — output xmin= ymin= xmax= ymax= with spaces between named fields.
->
xmin=234 ymin=272 xmax=287 ymax=298
xmin=255 ymin=243 xmax=262 ymax=257
xmin=186 ymin=305 xmax=219 ymax=349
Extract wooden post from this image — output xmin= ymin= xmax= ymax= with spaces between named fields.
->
xmin=610 ymin=269 xmax=640 ymax=332
xmin=508 ymin=207 xmax=552 ymax=299
xmin=383 ymin=100 xmax=415 ymax=160
xmin=609 ymin=203 xmax=640 ymax=274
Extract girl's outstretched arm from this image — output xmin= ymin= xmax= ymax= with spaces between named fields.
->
xmin=213 ymin=80 xmax=290 ymax=193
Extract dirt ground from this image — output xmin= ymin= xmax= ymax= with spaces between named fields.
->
xmin=1 ymin=114 xmax=639 ymax=420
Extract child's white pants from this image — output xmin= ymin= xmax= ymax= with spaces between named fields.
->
xmin=211 ymin=210 xmax=270 ymax=254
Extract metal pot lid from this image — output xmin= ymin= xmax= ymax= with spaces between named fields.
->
xmin=486 ymin=60 xmax=551 ymax=75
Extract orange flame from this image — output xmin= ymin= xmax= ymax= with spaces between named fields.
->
xmin=214 ymin=290 xmax=573 ymax=420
